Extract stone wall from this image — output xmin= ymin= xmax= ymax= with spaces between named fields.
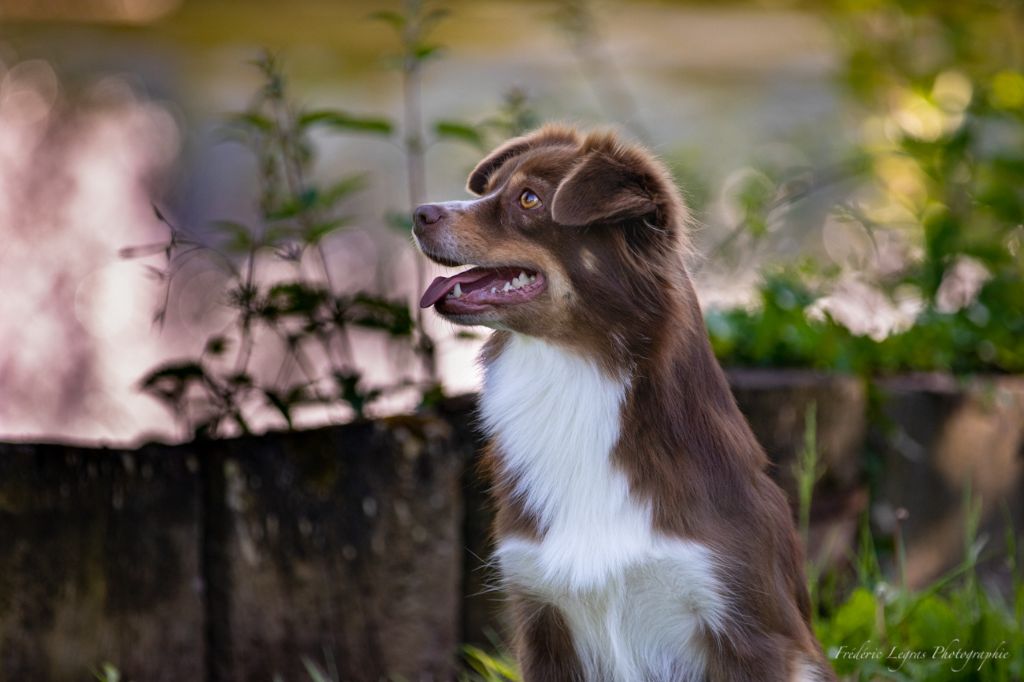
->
xmin=1 ymin=374 xmax=1021 ymax=680
xmin=871 ymin=374 xmax=1024 ymax=588
xmin=0 ymin=411 xmax=466 ymax=682
xmin=0 ymin=442 xmax=203 ymax=682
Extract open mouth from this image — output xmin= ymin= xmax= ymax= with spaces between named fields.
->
xmin=419 ymin=266 xmax=546 ymax=314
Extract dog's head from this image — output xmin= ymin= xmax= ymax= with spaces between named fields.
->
xmin=414 ymin=125 xmax=691 ymax=355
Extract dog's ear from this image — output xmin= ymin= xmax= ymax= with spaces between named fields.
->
xmin=466 ymin=138 xmax=533 ymax=195
xmin=467 ymin=125 xmax=581 ymax=195
xmin=550 ymin=151 xmax=657 ymax=226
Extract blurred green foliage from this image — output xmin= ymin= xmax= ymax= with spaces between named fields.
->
xmin=126 ymin=1 xmax=538 ymax=438
xmin=128 ymin=53 xmax=517 ymax=436
xmin=709 ymin=0 xmax=1024 ymax=375
xmin=130 ymin=52 xmax=419 ymax=437
xmin=460 ymin=646 xmax=520 ymax=682
xmin=706 ymin=4 xmax=1024 ymax=678
xmin=706 ymin=264 xmax=1024 ymax=374
xmin=707 ymin=266 xmax=867 ymax=372
xmin=818 ymin=580 xmax=1024 ymax=681
xmin=815 ymin=491 xmax=1024 ymax=681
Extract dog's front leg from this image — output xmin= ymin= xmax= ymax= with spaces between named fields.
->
xmin=511 ymin=596 xmax=585 ymax=682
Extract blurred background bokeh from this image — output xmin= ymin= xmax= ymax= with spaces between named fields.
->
xmin=2 ymin=1 xmax=1023 ymax=680
xmin=0 ymin=0 xmax=903 ymax=444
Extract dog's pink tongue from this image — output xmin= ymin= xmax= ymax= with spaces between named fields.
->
xmin=419 ymin=268 xmax=490 ymax=308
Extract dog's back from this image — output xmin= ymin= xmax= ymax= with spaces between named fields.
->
xmin=413 ymin=125 xmax=835 ymax=681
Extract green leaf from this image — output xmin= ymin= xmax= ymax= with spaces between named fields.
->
xmin=265 ymin=282 xmax=329 ymax=318
xmin=317 ymin=173 xmax=367 ymax=209
xmin=299 ymin=110 xmax=393 ymax=135
xmin=828 ymin=587 xmax=878 ymax=646
xmin=263 ymin=384 xmax=313 ymax=430
xmin=141 ymin=362 xmax=206 ymax=386
xmin=462 ymin=645 xmax=519 ymax=681
xmin=413 ymin=43 xmax=443 ymax=62
xmin=227 ymin=282 xmax=260 ymax=313
xmin=303 ymin=218 xmax=352 ymax=244
xmin=139 ymin=361 xmax=210 ymax=405
xmin=226 ymin=111 xmax=274 ymax=132
xmin=433 ymin=119 xmax=486 ymax=149
xmin=264 ymin=189 xmax=318 ymax=221
xmin=347 ymin=294 xmax=414 ymax=336
xmin=903 ymin=594 xmax=959 ymax=651
xmin=263 ymin=390 xmax=294 ymax=430
xmin=368 ymin=9 xmax=405 ymax=30
xmin=334 ymin=371 xmax=380 ymax=418
xmin=262 ymin=224 xmax=295 ymax=248
xmin=212 ymin=220 xmax=256 ymax=253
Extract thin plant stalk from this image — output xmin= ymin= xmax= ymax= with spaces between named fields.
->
xmin=794 ymin=401 xmax=822 ymax=618
xmin=399 ymin=0 xmax=436 ymax=380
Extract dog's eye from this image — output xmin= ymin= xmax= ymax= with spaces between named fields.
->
xmin=518 ymin=189 xmax=541 ymax=210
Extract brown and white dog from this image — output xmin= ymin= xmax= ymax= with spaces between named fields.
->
xmin=412 ymin=125 xmax=835 ymax=682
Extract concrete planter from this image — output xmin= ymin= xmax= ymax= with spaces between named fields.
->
xmin=726 ymin=369 xmax=867 ymax=497
xmin=871 ymin=373 xmax=1024 ymax=589
xmin=726 ymin=369 xmax=869 ymax=571
xmin=219 ymin=417 xmax=465 ymax=682
xmin=0 ymin=413 xmax=467 ymax=682
xmin=0 ymin=442 xmax=203 ymax=682
xmin=6 ymin=372 xmax=1017 ymax=675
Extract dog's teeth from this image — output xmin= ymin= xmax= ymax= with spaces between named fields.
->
xmin=528 ymin=275 xmax=536 ymax=283
xmin=490 ymin=287 xmax=497 ymax=294
xmin=501 ymin=273 xmax=534 ymax=292
xmin=453 ymin=283 xmax=463 ymax=298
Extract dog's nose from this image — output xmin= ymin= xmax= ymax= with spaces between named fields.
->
xmin=413 ymin=203 xmax=447 ymax=237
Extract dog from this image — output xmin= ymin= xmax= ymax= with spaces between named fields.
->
xmin=412 ymin=125 xmax=835 ymax=682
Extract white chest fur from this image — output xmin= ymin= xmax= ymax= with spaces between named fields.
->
xmin=480 ymin=334 xmax=728 ymax=681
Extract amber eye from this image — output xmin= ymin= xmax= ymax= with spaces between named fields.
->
xmin=519 ymin=189 xmax=541 ymax=209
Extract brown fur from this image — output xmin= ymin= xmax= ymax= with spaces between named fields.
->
xmin=416 ymin=125 xmax=835 ymax=681
xmin=511 ymin=599 xmax=585 ymax=682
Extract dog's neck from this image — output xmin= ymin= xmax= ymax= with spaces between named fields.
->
xmin=480 ymin=333 xmax=628 ymax=483
xmin=479 ymin=284 xmax=767 ymax=529
xmin=481 ymin=333 xmax=651 ymax=589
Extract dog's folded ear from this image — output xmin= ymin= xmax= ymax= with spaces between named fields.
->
xmin=467 ymin=125 xmax=581 ymax=195
xmin=466 ymin=138 xmax=533 ymax=195
xmin=550 ymin=151 xmax=658 ymax=226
